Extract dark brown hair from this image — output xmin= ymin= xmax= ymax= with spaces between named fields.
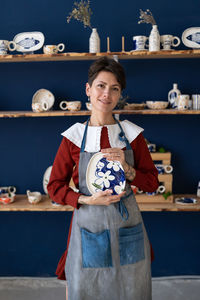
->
xmin=88 ymin=56 xmax=126 ymax=90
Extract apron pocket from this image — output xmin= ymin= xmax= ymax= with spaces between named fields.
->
xmin=81 ymin=228 xmax=113 ymax=268
xmin=119 ymin=222 xmax=145 ymax=265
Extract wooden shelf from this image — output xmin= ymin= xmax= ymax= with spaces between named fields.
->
xmin=1 ymin=50 xmax=200 ymax=63
xmin=0 ymin=194 xmax=199 ymax=212
xmin=0 ymin=109 xmax=200 ymax=118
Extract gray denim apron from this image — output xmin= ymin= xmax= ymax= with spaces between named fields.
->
xmin=65 ymin=119 xmax=152 ymax=300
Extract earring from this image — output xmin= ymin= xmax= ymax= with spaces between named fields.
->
xmin=88 ymin=96 xmax=90 ymax=102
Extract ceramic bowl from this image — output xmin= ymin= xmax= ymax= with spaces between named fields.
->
xmin=66 ymin=101 xmax=81 ymax=111
xmin=146 ymin=101 xmax=169 ymax=110
xmin=0 ymin=193 xmax=15 ymax=204
xmin=32 ymin=89 xmax=55 ymax=111
xmin=124 ymin=103 xmax=146 ymax=110
xmin=86 ymin=102 xmax=92 ymax=110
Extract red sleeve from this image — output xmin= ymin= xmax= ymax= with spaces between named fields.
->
xmin=47 ymin=137 xmax=82 ymax=208
xmin=130 ymin=133 xmax=159 ymax=193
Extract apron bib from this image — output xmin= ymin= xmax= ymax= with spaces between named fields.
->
xmin=65 ymin=119 xmax=152 ymax=300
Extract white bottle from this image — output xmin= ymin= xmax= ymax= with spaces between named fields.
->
xmin=149 ymin=25 xmax=160 ymax=51
xmin=89 ymin=28 xmax=100 ymax=53
xmin=168 ymin=83 xmax=181 ymax=109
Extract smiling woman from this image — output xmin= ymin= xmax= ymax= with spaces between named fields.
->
xmin=47 ymin=57 xmax=159 ymax=300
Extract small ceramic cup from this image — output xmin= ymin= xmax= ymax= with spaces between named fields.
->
xmin=160 ymin=34 xmax=181 ymax=50
xmin=43 ymin=43 xmax=65 ymax=54
xmin=160 ymin=35 xmax=180 ymax=50
xmin=132 ymin=36 xmax=148 ymax=51
xmin=192 ymin=95 xmax=200 ymax=110
xmin=177 ymin=94 xmax=190 ymax=110
xmin=32 ymin=101 xmax=49 ymax=112
xmin=157 ymin=185 xmax=166 ymax=194
xmin=59 ymin=101 xmax=81 ymax=111
xmin=0 ymin=40 xmax=16 ymax=55
xmin=0 ymin=186 xmax=16 ymax=194
xmin=27 ymin=190 xmax=42 ymax=204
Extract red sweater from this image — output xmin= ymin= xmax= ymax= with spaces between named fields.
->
xmin=48 ymin=126 xmax=159 ymax=280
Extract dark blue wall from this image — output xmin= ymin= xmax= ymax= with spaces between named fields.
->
xmin=0 ymin=0 xmax=200 ymax=277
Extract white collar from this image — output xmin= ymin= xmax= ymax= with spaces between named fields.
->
xmin=61 ymin=120 xmax=144 ymax=152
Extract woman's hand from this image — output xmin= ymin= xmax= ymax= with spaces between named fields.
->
xmin=101 ymin=148 xmax=136 ymax=181
xmin=78 ymin=189 xmax=126 ymax=206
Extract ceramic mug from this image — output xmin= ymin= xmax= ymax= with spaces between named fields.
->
xmin=160 ymin=35 xmax=180 ymax=50
xmin=43 ymin=43 xmax=65 ymax=54
xmin=27 ymin=190 xmax=42 ymax=204
xmin=192 ymin=95 xmax=200 ymax=110
xmin=59 ymin=101 xmax=81 ymax=111
xmin=132 ymin=36 xmax=149 ymax=51
xmin=0 ymin=186 xmax=16 ymax=194
xmin=32 ymin=101 xmax=49 ymax=112
xmin=177 ymin=94 xmax=190 ymax=110
xmin=0 ymin=40 xmax=16 ymax=55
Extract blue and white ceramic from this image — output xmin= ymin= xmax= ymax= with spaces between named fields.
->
xmin=175 ymin=197 xmax=197 ymax=205
xmin=132 ymin=35 xmax=148 ymax=51
xmin=182 ymin=27 xmax=200 ymax=49
xmin=13 ymin=32 xmax=45 ymax=54
xmin=0 ymin=40 xmax=16 ymax=55
xmin=86 ymin=152 xmax=126 ymax=195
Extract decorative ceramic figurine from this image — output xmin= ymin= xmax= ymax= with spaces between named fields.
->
xmin=138 ymin=9 xmax=160 ymax=52
xmin=27 ymin=190 xmax=42 ymax=204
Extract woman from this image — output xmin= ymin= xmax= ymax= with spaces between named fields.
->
xmin=47 ymin=57 xmax=159 ymax=300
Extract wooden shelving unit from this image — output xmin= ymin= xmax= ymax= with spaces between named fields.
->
xmin=1 ymin=50 xmax=200 ymax=63
xmin=0 ymin=109 xmax=200 ymax=118
xmin=0 ymin=194 xmax=199 ymax=212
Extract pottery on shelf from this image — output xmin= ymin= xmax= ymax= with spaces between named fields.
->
xmin=89 ymin=28 xmax=100 ymax=53
xmin=149 ymin=25 xmax=160 ymax=51
xmin=146 ymin=101 xmax=168 ymax=109
xmin=182 ymin=27 xmax=200 ymax=49
xmin=86 ymin=102 xmax=92 ymax=110
xmin=60 ymin=101 xmax=81 ymax=111
xmin=13 ymin=32 xmax=45 ymax=54
xmin=32 ymin=89 xmax=55 ymax=112
xmin=27 ymin=190 xmax=42 ymax=204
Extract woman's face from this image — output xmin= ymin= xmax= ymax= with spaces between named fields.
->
xmin=86 ymin=71 xmax=121 ymax=113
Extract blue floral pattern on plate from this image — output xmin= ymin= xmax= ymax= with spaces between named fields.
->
xmin=86 ymin=153 xmax=126 ymax=195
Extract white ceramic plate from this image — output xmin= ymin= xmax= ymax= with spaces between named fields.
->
xmin=175 ymin=197 xmax=197 ymax=205
xmin=32 ymin=89 xmax=55 ymax=110
xmin=43 ymin=166 xmax=52 ymax=194
xmin=86 ymin=152 xmax=126 ymax=195
xmin=13 ymin=31 xmax=45 ymax=53
xmin=182 ymin=27 xmax=200 ymax=49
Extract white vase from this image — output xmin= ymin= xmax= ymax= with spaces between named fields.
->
xmin=149 ymin=25 xmax=160 ymax=51
xmin=89 ymin=28 xmax=100 ymax=53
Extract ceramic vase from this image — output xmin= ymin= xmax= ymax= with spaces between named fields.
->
xmin=89 ymin=28 xmax=100 ymax=53
xmin=149 ymin=25 xmax=160 ymax=51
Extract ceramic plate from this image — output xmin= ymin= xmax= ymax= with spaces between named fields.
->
xmin=86 ymin=152 xmax=126 ymax=195
xmin=13 ymin=31 xmax=45 ymax=53
xmin=43 ymin=166 xmax=52 ymax=194
xmin=32 ymin=89 xmax=55 ymax=110
xmin=175 ymin=197 xmax=197 ymax=205
xmin=182 ymin=27 xmax=200 ymax=49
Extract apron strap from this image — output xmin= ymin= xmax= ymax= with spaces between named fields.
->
xmin=80 ymin=118 xmax=90 ymax=153
xmin=114 ymin=117 xmax=132 ymax=150
xmin=117 ymin=190 xmax=133 ymax=220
